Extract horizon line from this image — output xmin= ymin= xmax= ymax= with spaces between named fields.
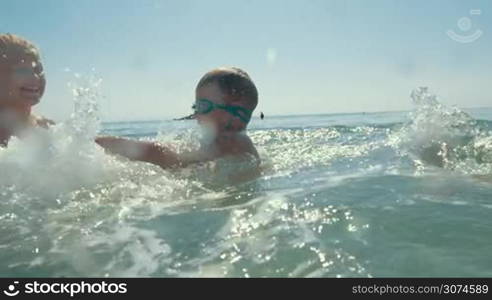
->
xmin=99 ymin=106 xmax=492 ymax=124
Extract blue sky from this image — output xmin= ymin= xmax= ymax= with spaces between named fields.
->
xmin=1 ymin=0 xmax=491 ymax=121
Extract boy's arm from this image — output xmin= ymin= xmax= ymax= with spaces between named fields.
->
xmin=95 ymin=136 xmax=183 ymax=168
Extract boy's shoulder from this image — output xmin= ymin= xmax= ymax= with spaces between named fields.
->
xmin=222 ymin=132 xmax=259 ymax=159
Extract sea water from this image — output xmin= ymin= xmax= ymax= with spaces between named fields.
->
xmin=1 ymin=86 xmax=491 ymax=277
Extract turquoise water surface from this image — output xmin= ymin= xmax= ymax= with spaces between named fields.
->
xmin=1 ymin=87 xmax=492 ymax=277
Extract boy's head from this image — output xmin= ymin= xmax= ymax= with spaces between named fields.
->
xmin=194 ymin=67 xmax=258 ymax=133
xmin=0 ymin=34 xmax=45 ymax=114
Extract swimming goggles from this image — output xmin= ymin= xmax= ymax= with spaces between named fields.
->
xmin=192 ymin=98 xmax=252 ymax=123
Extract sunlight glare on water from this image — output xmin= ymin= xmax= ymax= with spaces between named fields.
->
xmin=1 ymin=82 xmax=492 ymax=277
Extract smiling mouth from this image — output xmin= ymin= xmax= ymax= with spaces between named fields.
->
xmin=20 ymin=86 xmax=42 ymax=97
xmin=21 ymin=86 xmax=40 ymax=92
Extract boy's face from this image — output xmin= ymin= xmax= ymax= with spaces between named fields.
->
xmin=195 ymin=83 xmax=245 ymax=134
xmin=0 ymin=55 xmax=46 ymax=113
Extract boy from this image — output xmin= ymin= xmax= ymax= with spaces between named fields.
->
xmin=0 ymin=33 xmax=53 ymax=146
xmin=96 ymin=67 xmax=260 ymax=169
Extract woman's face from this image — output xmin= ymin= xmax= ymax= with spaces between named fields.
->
xmin=0 ymin=55 xmax=46 ymax=113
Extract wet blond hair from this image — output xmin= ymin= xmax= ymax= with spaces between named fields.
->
xmin=0 ymin=33 xmax=40 ymax=67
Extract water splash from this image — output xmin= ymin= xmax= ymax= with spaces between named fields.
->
xmin=2 ymin=82 xmax=491 ymax=277
xmin=0 ymin=73 xmax=120 ymax=197
xmin=67 ymin=73 xmax=102 ymax=140
xmin=0 ymin=72 xmax=268 ymax=277
xmin=389 ymin=87 xmax=492 ymax=175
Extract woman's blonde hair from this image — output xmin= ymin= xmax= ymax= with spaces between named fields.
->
xmin=0 ymin=33 xmax=40 ymax=66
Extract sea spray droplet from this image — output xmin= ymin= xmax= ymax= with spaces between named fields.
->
xmin=67 ymin=73 xmax=102 ymax=141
